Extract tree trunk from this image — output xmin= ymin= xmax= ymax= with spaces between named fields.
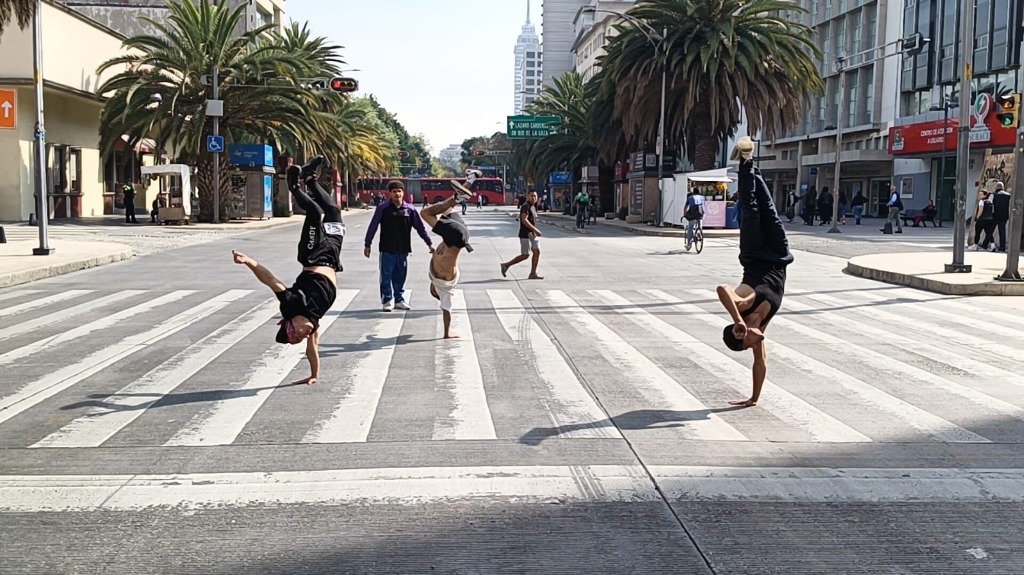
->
xmin=691 ymin=113 xmax=719 ymax=172
xmin=193 ymin=152 xmax=233 ymax=223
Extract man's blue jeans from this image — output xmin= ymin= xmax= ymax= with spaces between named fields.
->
xmin=379 ymin=252 xmax=409 ymax=304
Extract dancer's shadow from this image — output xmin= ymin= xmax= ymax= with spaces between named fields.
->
xmin=518 ymin=407 xmax=746 ymax=446
xmin=60 ymin=382 xmax=303 ymax=415
xmin=317 ymin=334 xmax=421 ymax=356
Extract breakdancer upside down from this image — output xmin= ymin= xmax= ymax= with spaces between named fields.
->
xmin=422 ymin=173 xmax=477 ymax=338
xmin=232 ymin=156 xmax=343 ymax=385
xmin=716 ymin=137 xmax=794 ymax=407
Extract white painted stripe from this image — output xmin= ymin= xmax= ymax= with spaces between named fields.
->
xmin=301 ymin=291 xmax=401 ymax=444
xmin=432 ymin=290 xmax=496 ymax=440
xmin=0 ymin=289 xmax=43 ymax=304
xmin=488 ymin=289 xmax=618 ymax=440
xmin=793 ymin=290 xmax=1023 ymax=362
xmin=542 ymin=290 xmax=748 ymax=442
xmin=597 ymin=290 xmax=869 ymax=443
xmin=0 ymin=290 xmax=146 ymax=343
xmin=764 ymin=295 xmax=1024 ymax=423
xmin=0 ymin=290 xmax=93 ymax=318
xmin=650 ymin=466 xmax=1024 ymax=502
xmin=31 ymin=299 xmax=281 ymax=448
xmin=0 ymin=290 xmax=196 ymax=368
xmin=674 ymin=289 xmax=989 ymax=443
xmin=0 ymin=465 xmax=657 ymax=511
xmin=168 ymin=290 xmax=358 ymax=447
xmin=783 ymin=295 xmax=1024 ymax=388
xmin=0 ymin=290 xmax=250 ymax=426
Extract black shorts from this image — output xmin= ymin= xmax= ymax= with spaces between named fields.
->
xmin=432 ymin=214 xmax=470 ymax=250
xmin=742 ymin=262 xmax=786 ymax=295
xmin=298 ymin=220 xmax=344 ymax=271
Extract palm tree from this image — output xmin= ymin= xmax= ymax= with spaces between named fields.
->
xmin=597 ymin=0 xmax=823 ymax=170
xmin=511 ymin=72 xmax=598 ymax=185
xmin=95 ymin=0 xmax=354 ymax=221
xmin=0 ymin=0 xmax=33 ymax=35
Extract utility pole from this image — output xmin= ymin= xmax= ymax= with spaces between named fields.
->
xmin=945 ymin=0 xmax=974 ymax=273
xmin=212 ymin=67 xmax=221 ymax=224
xmin=994 ymin=41 xmax=1024 ymax=281
xmin=829 ymin=56 xmax=846 ymax=234
xmin=31 ymin=0 xmax=52 ymax=255
xmin=655 ymin=26 xmax=667 ymax=227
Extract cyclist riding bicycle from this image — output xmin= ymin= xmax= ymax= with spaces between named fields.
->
xmin=683 ymin=189 xmax=706 ymax=249
xmin=574 ymin=190 xmax=591 ymax=229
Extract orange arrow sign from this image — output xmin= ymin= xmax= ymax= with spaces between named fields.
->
xmin=0 ymin=89 xmax=15 ymax=130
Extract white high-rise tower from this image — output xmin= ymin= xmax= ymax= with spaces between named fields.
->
xmin=513 ymin=1 xmax=542 ymax=115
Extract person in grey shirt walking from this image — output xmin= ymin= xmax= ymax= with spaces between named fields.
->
xmin=881 ymin=184 xmax=903 ymax=234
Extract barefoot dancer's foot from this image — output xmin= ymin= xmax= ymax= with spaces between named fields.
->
xmin=528 ymin=273 xmax=543 ymax=280
xmin=293 ymin=376 xmax=317 ymax=385
xmin=728 ymin=398 xmax=757 ymax=407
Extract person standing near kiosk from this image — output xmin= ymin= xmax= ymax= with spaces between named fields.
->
xmin=122 ymin=182 xmax=138 ymax=224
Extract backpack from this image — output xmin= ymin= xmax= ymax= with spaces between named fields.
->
xmin=685 ymin=202 xmax=702 ymax=220
xmin=577 ymin=193 xmax=590 ymax=205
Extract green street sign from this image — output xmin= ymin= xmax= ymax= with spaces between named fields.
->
xmin=507 ymin=115 xmax=562 ymax=139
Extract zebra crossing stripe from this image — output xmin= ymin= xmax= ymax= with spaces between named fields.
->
xmin=596 ymin=290 xmax=870 ymax=443
xmin=433 ymin=290 xmax=496 ymax=440
xmin=542 ymin=290 xmax=748 ymax=442
xmin=782 ymin=295 xmax=1024 ymax=389
xmin=674 ymin=289 xmax=989 ymax=443
xmin=755 ymin=295 xmax=1024 ymax=427
xmin=0 ymin=465 xmax=658 ymax=511
xmin=487 ymin=289 xmax=619 ymax=440
xmin=0 ymin=290 xmax=197 ymax=369
xmin=0 ymin=290 xmax=146 ymax=343
xmin=167 ymin=290 xmax=358 ymax=447
xmin=0 ymin=289 xmax=43 ymax=304
xmin=0 ymin=290 xmax=94 ymax=318
xmin=849 ymin=286 xmax=1024 ymax=329
xmin=31 ymin=299 xmax=281 ymax=449
xmin=795 ymin=290 xmax=1023 ymax=364
xmin=0 ymin=290 xmax=251 ymax=426
xmin=300 ymin=291 xmax=402 ymax=444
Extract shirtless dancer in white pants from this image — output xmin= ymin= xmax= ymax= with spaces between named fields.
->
xmin=421 ymin=170 xmax=478 ymax=338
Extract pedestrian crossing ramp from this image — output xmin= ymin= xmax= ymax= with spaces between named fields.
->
xmin=0 ymin=283 xmax=1023 ymax=450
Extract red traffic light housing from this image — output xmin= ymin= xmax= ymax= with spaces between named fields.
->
xmin=398 ymin=151 xmax=409 ymax=159
xmin=330 ymin=77 xmax=359 ymax=93
xmin=473 ymin=150 xmax=485 ymax=157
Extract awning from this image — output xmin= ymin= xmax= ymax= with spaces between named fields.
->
xmin=685 ymin=168 xmax=733 ymax=183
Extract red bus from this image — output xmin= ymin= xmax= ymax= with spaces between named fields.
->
xmin=356 ymin=177 xmax=506 ymax=206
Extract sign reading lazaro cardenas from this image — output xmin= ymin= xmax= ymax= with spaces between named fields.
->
xmin=507 ymin=115 xmax=562 ymax=139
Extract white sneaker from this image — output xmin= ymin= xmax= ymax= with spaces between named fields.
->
xmin=449 ymin=179 xmax=474 ymax=202
xmin=967 ymin=245 xmax=978 ymax=251
xmin=383 ymin=301 xmax=394 ymax=312
xmin=394 ymin=301 xmax=410 ymax=310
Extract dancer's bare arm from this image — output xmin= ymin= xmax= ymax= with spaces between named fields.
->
xmin=442 ymin=309 xmax=457 ymax=339
xmin=296 ymin=331 xmax=320 ymax=385
xmin=730 ymin=341 xmax=766 ymax=407
xmin=717 ymin=284 xmax=753 ymax=333
xmin=233 ymin=250 xmax=286 ymax=293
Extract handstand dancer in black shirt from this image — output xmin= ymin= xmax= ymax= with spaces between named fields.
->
xmin=232 ymin=155 xmax=344 ymax=385
xmin=716 ymin=137 xmax=794 ymax=407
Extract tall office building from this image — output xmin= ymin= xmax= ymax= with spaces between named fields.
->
xmin=541 ymin=0 xmax=588 ymax=88
xmin=570 ymin=0 xmax=633 ymax=82
xmin=64 ymin=0 xmax=287 ymax=38
xmin=514 ymin=2 xmax=543 ymax=114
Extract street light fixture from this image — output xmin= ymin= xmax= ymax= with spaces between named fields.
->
xmin=579 ymin=6 xmax=667 ymax=226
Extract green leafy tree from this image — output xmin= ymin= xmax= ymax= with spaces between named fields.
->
xmin=596 ymin=0 xmax=823 ymax=170
xmin=0 ymin=0 xmax=32 ymax=35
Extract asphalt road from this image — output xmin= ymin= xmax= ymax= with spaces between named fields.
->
xmin=2 ymin=207 xmax=1023 ymax=574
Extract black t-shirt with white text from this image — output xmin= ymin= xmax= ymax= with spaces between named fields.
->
xmin=519 ymin=202 xmax=537 ymax=238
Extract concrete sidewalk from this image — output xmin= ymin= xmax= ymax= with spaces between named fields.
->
xmin=531 ymin=210 xmax=740 ymax=238
xmin=847 ymin=251 xmax=1024 ymax=296
xmin=0 ymin=239 xmax=133 ymax=288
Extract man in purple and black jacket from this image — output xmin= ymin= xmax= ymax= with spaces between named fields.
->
xmin=364 ymin=180 xmax=434 ymax=312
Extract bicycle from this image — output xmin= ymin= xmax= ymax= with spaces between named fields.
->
xmin=684 ymin=218 xmax=704 ymax=254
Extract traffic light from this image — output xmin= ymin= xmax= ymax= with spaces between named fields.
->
xmin=473 ymin=150 xmax=485 ymax=157
xmin=329 ymin=77 xmax=358 ymax=93
xmin=995 ymin=93 xmax=1021 ymax=128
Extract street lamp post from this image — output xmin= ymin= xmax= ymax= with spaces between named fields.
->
xmin=31 ymin=0 xmax=52 ymax=255
xmin=945 ymin=0 xmax=974 ymax=273
xmin=829 ymin=56 xmax=846 ymax=234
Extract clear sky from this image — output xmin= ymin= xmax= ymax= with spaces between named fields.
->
xmin=287 ymin=0 xmax=544 ymax=155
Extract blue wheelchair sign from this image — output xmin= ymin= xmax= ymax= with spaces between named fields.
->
xmin=206 ymin=135 xmax=225 ymax=153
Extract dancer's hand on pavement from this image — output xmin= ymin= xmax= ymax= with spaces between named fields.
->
xmin=232 ymin=250 xmax=252 ymax=266
xmin=363 ymin=247 xmax=371 ymax=258
xmin=293 ymin=376 xmax=317 ymax=385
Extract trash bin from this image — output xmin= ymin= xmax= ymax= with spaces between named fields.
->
xmin=726 ymin=204 xmax=740 ymax=229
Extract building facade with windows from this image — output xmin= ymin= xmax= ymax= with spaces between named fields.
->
xmin=64 ymin=0 xmax=287 ymax=38
xmin=514 ymin=8 xmax=543 ymax=114
xmin=542 ymin=0 xmax=589 ymax=87
xmin=570 ymin=0 xmax=634 ymax=82
xmin=887 ymin=0 xmax=1024 ymax=221
xmin=760 ymin=0 xmax=903 ymax=215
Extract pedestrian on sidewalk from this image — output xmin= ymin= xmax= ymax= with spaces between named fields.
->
xmin=122 ymin=182 xmax=138 ymax=224
xmin=968 ymin=189 xmax=997 ymax=252
xmin=882 ymin=185 xmax=903 ymax=234
xmin=500 ymin=190 xmax=544 ymax=280
xmin=851 ymin=190 xmax=867 ymax=224
xmin=364 ymin=180 xmax=434 ymax=312
xmin=992 ymin=181 xmax=1011 ymax=252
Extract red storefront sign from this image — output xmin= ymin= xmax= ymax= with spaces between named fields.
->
xmin=888 ymin=93 xmax=1016 ymax=155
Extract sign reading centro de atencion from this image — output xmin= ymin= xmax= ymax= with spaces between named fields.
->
xmin=507 ymin=115 xmax=561 ymax=139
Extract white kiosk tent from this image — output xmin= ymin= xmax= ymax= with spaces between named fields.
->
xmin=660 ymin=167 xmax=734 ymax=227
xmin=141 ymin=164 xmax=193 ymax=224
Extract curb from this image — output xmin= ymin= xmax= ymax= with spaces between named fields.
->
xmin=0 ymin=248 xmax=135 ymax=289
xmin=845 ymin=260 xmax=1024 ymax=296
xmin=537 ymin=216 xmax=738 ymax=238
